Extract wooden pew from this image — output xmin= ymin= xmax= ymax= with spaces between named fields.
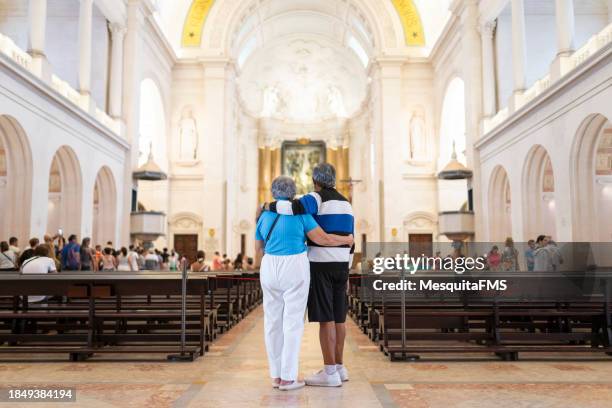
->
xmin=0 ymin=272 xmax=210 ymax=361
xmin=349 ymin=271 xmax=612 ymax=361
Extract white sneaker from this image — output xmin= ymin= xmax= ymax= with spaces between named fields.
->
xmin=337 ymin=366 xmax=349 ymax=382
xmin=279 ymin=381 xmax=305 ymax=391
xmin=305 ymin=370 xmax=342 ymax=387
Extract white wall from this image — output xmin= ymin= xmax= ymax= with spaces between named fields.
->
xmin=0 ymin=57 xmax=128 ymax=244
xmin=0 ymin=0 xmax=110 ymax=110
xmin=478 ymin=45 xmax=612 ymax=243
xmin=495 ymin=2 xmax=609 ymax=110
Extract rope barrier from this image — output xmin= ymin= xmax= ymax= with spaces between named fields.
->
xmin=205 ymin=274 xmax=365 ymax=281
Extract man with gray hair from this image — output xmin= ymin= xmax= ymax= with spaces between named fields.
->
xmin=263 ymin=163 xmax=354 ymax=387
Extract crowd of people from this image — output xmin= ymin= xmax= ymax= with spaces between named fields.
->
xmin=485 ymin=235 xmax=563 ymax=272
xmin=0 ymin=234 xmax=258 ymax=274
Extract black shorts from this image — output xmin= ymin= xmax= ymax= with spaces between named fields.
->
xmin=307 ymin=263 xmax=349 ymax=323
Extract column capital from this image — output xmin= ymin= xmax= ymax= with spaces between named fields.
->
xmin=109 ymin=22 xmax=127 ymax=38
xmin=479 ymin=20 xmax=497 ymax=38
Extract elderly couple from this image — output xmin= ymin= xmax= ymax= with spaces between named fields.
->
xmin=255 ymin=163 xmax=354 ymax=391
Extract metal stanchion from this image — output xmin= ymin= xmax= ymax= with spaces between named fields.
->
xmin=400 ymin=266 xmax=406 ymax=358
xmin=397 ymin=264 xmax=419 ymax=361
xmin=168 ymin=258 xmax=195 ymax=361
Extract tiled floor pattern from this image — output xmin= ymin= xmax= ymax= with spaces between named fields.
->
xmin=1 ymin=307 xmax=612 ymax=407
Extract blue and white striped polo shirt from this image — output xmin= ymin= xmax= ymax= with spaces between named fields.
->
xmin=269 ymin=188 xmax=354 ymax=267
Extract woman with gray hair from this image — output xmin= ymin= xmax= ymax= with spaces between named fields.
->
xmin=255 ymin=176 xmax=353 ymax=391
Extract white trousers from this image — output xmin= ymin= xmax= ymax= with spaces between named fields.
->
xmin=260 ymin=252 xmax=310 ymax=381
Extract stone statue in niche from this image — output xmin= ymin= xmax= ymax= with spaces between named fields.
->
xmin=261 ymin=86 xmax=281 ymax=117
xmin=326 ymin=86 xmax=347 ymax=117
xmin=178 ymin=107 xmax=199 ymax=161
xmin=408 ymin=107 xmax=427 ymax=161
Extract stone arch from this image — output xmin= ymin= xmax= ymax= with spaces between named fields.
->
xmin=47 ymin=146 xmax=83 ymax=238
xmin=138 ymin=77 xmax=168 ymax=170
xmin=571 ymin=113 xmax=612 ymax=241
xmin=438 ymin=77 xmax=468 ymax=213
xmin=439 ymin=76 xmax=466 ymax=168
xmin=202 ymin=0 xmax=396 ymax=53
xmin=522 ymin=144 xmax=557 ymax=240
xmin=168 ymin=212 xmax=204 ymax=251
xmin=0 ymin=115 xmax=32 ymax=243
xmin=92 ymin=166 xmax=117 ymax=245
xmin=403 ymin=211 xmax=437 ymax=235
xmin=169 ymin=212 xmax=203 ymax=230
xmin=488 ymin=165 xmax=512 ymax=241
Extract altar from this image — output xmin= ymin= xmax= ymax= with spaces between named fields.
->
xmin=257 ymin=133 xmax=350 ymax=203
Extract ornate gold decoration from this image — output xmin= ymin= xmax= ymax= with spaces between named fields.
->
xmin=258 ymin=147 xmax=282 ymax=204
xmin=208 ymin=228 xmax=215 ymax=238
xmin=181 ymin=0 xmax=216 ymax=47
xmin=327 ymin=146 xmax=350 ymax=199
xmin=391 ymin=0 xmax=425 ymax=46
xmin=391 ymin=227 xmax=398 ymax=237
xmin=297 ymin=137 xmax=310 ymax=145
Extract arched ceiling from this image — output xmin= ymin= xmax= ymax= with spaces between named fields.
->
xmin=152 ymin=0 xmax=451 ymax=122
xmin=154 ymin=0 xmax=451 ymax=54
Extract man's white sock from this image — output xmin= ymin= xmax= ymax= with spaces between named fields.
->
xmin=324 ymin=365 xmax=337 ymax=375
xmin=336 ymin=364 xmax=344 ymax=371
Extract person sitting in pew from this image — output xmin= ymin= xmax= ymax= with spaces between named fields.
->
xmin=20 ymin=244 xmax=57 ymax=303
xmin=18 ymin=237 xmax=39 ymax=267
xmin=0 ymin=241 xmax=18 ymax=271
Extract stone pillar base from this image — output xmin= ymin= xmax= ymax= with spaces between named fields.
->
xmin=508 ymin=90 xmax=525 ymax=114
xmin=29 ymin=55 xmax=52 ymax=83
xmin=550 ymin=53 xmax=573 ymax=82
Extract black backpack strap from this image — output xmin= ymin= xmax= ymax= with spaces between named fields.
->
xmin=263 ymin=214 xmax=281 ymax=251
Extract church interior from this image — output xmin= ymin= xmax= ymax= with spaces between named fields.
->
xmin=1 ymin=0 xmax=612 ymax=406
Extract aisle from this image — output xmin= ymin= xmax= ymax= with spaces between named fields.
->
xmin=2 ymin=306 xmax=612 ymax=407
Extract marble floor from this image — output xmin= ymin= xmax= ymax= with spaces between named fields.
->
xmin=1 ymin=307 xmax=612 ymax=407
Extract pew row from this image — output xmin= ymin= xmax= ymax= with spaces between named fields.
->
xmin=348 ymin=272 xmax=612 ymax=361
xmin=0 ymin=271 xmax=262 ymax=361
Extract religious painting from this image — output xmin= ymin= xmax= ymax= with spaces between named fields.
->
xmin=281 ymin=141 xmax=326 ymax=196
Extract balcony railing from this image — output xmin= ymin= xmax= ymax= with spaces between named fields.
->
xmin=0 ymin=31 xmax=121 ymax=136
xmin=570 ymin=23 xmax=612 ymax=70
xmin=0 ymin=32 xmax=32 ymax=72
xmin=484 ymin=22 xmax=612 ymax=135
xmin=51 ymin=74 xmax=87 ymax=110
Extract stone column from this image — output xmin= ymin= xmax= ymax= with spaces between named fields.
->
xmin=109 ymin=23 xmax=126 ymax=118
xmin=377 ymin=59 xmax=404 ymax=242
xmin=202 ymin=61 xmax=231 ymax=254
xmin=609 ymin=0 xmax=612 ymax=23
xmin=27 ymin=0 xmax=50 ymax=80
xmin=551 ymin=0 xmax=576 ymax=81
xmin=555 ymin=0 xmax=575 ymax=55
xmin=481 ymin=20 xmax=497 ymax=119
xmin=510 ymin=0 xmax=527 ymax=108
xmin=456 ymin=0 xmax=486 ymax=239
xmin=120 ymin=0 xmax=149 ymax=245
xmin=77 ymin=0 xmax=93 ymax=96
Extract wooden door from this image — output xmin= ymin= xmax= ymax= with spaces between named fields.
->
xmin=174 ymin=234 xmax=198 ymax=265
xmin=408 ymin=234 xmax=433 ymax=258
